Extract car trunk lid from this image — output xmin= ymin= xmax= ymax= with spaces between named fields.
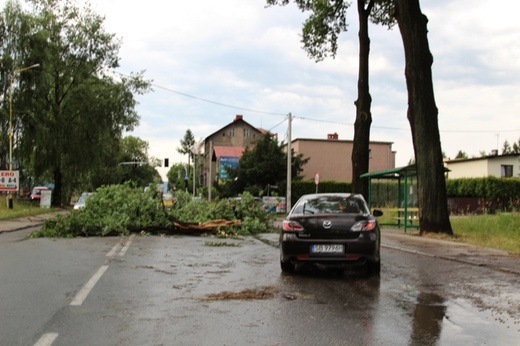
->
xmin=292 ymin=214 xmax=368 ymax=240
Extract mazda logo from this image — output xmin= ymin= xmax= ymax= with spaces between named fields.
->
xmin=323 ymin=220 xmax=332 ymax=229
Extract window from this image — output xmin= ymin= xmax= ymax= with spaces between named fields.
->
xmin=293 ymin=195 xmax=368 ymax=215
xmin=501 ymin=165 xmax=513 ymax=177
xmin=244 ymin=128 xmax=249 ymax=138
xmin=229 ymin=128 xmax=235 ymax=137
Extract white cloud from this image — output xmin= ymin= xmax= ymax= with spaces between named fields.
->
xmin=3 ymin=0 xmax=519 ymax=168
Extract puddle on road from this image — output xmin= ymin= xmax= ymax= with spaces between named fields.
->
xmin=406 ymin=294 xmax=519 ymax=345
xmin=440 ymin=298 xmax=519 ymax=345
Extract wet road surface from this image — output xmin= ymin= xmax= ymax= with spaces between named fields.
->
xmin=1 ymin=229 xmax=519 ymax=345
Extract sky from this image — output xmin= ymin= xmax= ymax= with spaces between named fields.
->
xmin=4 ymin=0 xmax=520 ymax=178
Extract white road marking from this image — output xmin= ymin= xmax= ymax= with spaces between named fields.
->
xmin=119 ymin=234 xmax=135 ymax=256
xmin=36 ymin=236 xmax=135 ymax=344
xmin=33 ymin=333 xmax=58 ymax=346
xmin=106 ymin=242 xmax=121 ymax=257
xmin=69 ymin=265 xmax=109 ymax=306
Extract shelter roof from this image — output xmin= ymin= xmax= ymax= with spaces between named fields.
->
xmin=360 ymin=165 xmax=418 ymax=179
xmin=360 ymin=164 xmax=449 ymax=179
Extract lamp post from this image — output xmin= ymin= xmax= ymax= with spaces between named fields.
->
xmin=7 ymin=63 xmax=40 ymax=209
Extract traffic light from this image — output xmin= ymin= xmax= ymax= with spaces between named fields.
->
xmin=164 ymin=158 xmax=169 ymax=167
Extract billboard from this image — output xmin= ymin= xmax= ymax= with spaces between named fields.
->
xmin=218 ymin=156 xmax=239 ymax=180
xmin=0 ymin=170 xmax=19 ymax=192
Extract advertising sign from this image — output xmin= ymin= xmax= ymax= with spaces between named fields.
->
xmin=218 ymin=156 xmax=239 ymax=180
xmin=40 ymin=190 xmax=52 ymax=208
xmin=262 ymin=196 xmax=287 ymax=213
xmin=0 ymin=170 xmax=19 ymax=192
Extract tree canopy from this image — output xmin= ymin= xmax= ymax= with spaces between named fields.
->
xmin=455 ymin=150 xmax=468 ymax=159
xmin=166 ymin=163 xmax=190 ymax=192
xmin=177 ymin=129 xmax=195 ymax=164
xmin=0 ymin=0 xmax=151 ymax=205
xmin=501 ymin=139 xmax=520 ymax=155
xmin=221 ymin=134 xmax=308 ymax=198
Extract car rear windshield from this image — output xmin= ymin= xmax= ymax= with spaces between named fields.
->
xmin=293 ymin=195 xmax=369 ymax=215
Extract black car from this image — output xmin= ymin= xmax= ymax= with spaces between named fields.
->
xmin=279 ymin=193 xmax=383 ymax=275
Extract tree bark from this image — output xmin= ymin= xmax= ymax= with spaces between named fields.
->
xmin=53 ymin=167 xmax=63 ymax=206
xmin=394 ymin=0 xmax=453 ymax=235
xmin=351 ymin=0 xmax=373 ymax=199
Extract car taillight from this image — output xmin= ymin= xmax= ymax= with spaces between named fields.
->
xmin=351 ymin=220 xmax=377 ymax=232
xmin=283 ymin=220 xmax=304 ymax=232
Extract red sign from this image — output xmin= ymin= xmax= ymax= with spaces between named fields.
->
xmin=0 ymin=170 xmax=19 ymax=192
xmin=314 ymin=172 xmax=320 ymax=186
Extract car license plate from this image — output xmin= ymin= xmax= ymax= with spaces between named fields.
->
xmin=311 ymin=244 xmax=344 ymax=253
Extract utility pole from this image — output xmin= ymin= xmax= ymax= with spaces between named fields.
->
xmin=208 ymin=141 xmax=213 ymax=202
xmin=286 ymin=113 xmax=292 ymax=212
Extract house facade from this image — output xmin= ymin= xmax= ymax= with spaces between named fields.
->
xmin=202 ymin=115 xmax=266 ymax=189
xmin=444 ymin=153 xmax=520 ymax=179
xmin=290 ymin=133 xmax=396 ymax=181
xmin=200 ymin=117 xmax=396 ymax=197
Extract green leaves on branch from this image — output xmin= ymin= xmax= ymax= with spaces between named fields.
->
xmin=33 ymin=183 xmax=169 ymax=237
xmin=32 ymin=184 xmax=275 ymax=238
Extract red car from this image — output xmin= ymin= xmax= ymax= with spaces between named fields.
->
xmin=30 ymin=186 xmax=50 ymax=201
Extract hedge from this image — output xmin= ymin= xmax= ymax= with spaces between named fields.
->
xmin=285 ymin=177 xmax=520 ymax=210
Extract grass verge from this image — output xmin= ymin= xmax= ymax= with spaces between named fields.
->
xmin=448 ymin=213 xmax=520 ymax=255
xmin=379 ymin=208 xmax=520 ymax=254
xmin=0 ymin=198 xmax=60 ymax=220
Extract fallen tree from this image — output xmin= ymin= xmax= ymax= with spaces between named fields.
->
xmin=31 ymin=183 xmax=273 ymax=238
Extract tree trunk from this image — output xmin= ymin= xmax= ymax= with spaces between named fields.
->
xmin=395 ymin=0 xmax=453 ymax=235
xmin=351 ymin=0 xmax=373 ymax=199
xmin=53 ymin=167 xmax=63 ymax=206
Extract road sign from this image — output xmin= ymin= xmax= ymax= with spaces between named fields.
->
xmin=0 ymin=170 xmax=19 ymax=192
xmin=314 ymin=172 xmax=320 ymax=186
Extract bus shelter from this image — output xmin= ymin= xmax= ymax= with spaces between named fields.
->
xmin=360 ymin=165 xmax=419 ymax=232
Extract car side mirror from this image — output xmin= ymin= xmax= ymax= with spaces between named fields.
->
xmin=372 ymin=209 xmax=383 ymax=217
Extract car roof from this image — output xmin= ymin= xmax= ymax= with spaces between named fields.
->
xmin=298 ymin=193 xmax=364 ymax=199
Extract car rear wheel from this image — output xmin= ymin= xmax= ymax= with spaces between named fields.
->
xmin=280 ymin=260 xmax=295 ymax=273
xmin=367 ymin=260 xmax=381 ymax=276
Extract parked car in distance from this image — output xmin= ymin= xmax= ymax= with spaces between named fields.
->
xmin=73 ymin=192 xmax=93 ymax=209
xmin=30 ymin=186 xmax=50 ymax=201
xmin=162 ymin=193 xmax=174 ymax=207
xmin=279 ymin=193 xmax=383 ymax=276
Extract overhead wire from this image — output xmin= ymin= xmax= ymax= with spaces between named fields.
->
xmin=121 ymin=71 xmax=520 ymax=135
xmin=151 ymin=83 xmax=287 ymax=117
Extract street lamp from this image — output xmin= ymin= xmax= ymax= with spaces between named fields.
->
xmin=7 ymin=63 xmax=40 ymax=209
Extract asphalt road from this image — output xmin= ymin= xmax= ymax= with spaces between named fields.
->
xmin=0 ymin=227 xmax=519 ymax=346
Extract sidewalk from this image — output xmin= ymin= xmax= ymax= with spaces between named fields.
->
xmin=0 ymin=212 xmax=65 ymax=234
xmin=380 ymin=229 xmax=520 ymax=275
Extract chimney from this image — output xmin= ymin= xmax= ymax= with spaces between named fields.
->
xmin=491 ymin=149 xmax=498 ymax=156
xmin=234 ymin=115 xmax=243 ymax=122
xmin=327 ymin=132 xmax=339 ymax=140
